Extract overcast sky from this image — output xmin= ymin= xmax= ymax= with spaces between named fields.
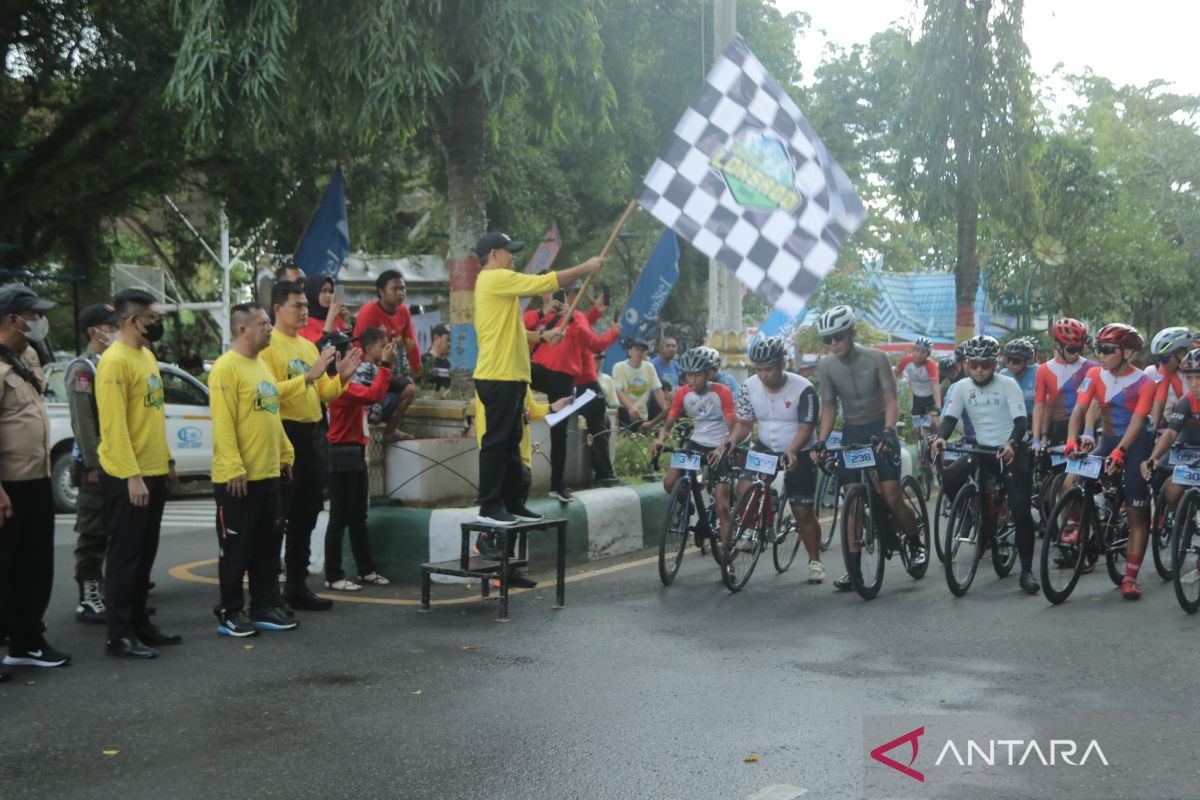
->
xmin=777 ymin=0 xmax=1200 ymax=97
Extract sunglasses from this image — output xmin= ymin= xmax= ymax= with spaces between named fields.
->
xmin=1004 ymin=356 xmax=1025 ymax=364
xmin=822 ymin=332 xmax=848 ymax=345
xmin=1095 ymin=344 xmax=1119 ymax=355
xmin=967 ymin=359 xmax=995 ymax=369
xmin=1062 ymin=345 xmax=1083 ymax=355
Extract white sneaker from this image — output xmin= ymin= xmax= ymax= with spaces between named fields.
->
xmin=808 ymin=560 xmax=826 ymax=583
xmin=735 ymin=536 xmax=754 ymax=552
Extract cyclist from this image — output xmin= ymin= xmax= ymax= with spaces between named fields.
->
xmin=651 ymin=348 xmax=737 ymax=549
xmin=809 ymin=305 xmax=926 ymax=590
xmin=894 ymin=336 xmax=942 ymax=420
xmin=699 ymin=345 xmax=741 ymax=400
xmin=1032 ymin=318 xmax=1095 ymax=451
xmin=1141 ymin=349 xmax=1200 ymax=515
xmin=1064 ymin=323 xmax=1156 ymax=600
xmin=1000 ymin=337 xmax=1037 ymax=418
xmin=721 ymin=336 xmax=824 ymax=582
xmin=1145 ymin=326 xmax=1191 ymax=431
xmin=931 ymin=336 xmax=1040 ymax=594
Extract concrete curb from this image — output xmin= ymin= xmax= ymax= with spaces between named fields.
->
xmin=357 ymin=482 xmax=667 ymax=582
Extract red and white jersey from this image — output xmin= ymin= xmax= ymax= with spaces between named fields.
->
xmin=735 ymin=372 xmax=818 ymax=453
xmin=1146 ymin=364 xmax=1184 ymax=411
xmin=1034 ymin=357 xmax=1096 ymax=423
xmin=1075 ymin=366 xmax=1155 ymax=438
xmin=895 ymin=354 xmax=939 ymax=398
xmin=668 ymin=382 xmax=735 ymax=448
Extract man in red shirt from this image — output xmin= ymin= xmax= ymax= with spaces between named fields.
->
xmin=353 ymin=270 xmax=420 ymax=441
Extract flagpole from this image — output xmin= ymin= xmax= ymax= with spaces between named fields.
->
xmin=557 ymin=199 xmax=638 ymax=328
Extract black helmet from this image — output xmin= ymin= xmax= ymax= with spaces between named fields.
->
xmin=1002 ymin=338 xmax=1035 ymax=360
xmin=748 ymin=335 xmax=787 ymax=365
xmin=961 ymin=335 xmax=1000 ymax=360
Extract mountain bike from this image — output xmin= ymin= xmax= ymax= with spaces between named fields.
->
xmin=939 ymin=443 xmax=1018 ymax=596
xmin=651 ymin=425 xmax=729 ymax=585
xmin=722 ymin=450 xmax=803 ymax=592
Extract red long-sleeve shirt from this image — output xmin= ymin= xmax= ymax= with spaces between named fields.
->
xmin=353 ymin=301 xmax=421 ymax=376
xmin=327 ymin=364 xmax=391 ymax=445
xmin=523 ymin=305 xmax=607 ymax=378
xmin=573 ymin=315 xmax=620 ymax=385
xmin=299 ymin=314 xmax=346 ymax=344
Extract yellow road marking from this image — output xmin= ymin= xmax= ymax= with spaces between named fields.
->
xmin=168 ymin=553 xmax=663 ymax=607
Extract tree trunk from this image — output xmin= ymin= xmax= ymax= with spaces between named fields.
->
xmin=954 ymin=186 xmax=979 ymax=342
xmin=438 ymin=83 xmax=488 ymax=375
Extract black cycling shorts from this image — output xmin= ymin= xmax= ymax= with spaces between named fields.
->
xmin=739 ymin=444 xmax=816 ymax=506
xmin=910 ymin=394 xmax=937 ymax=417
xmin=838 ymin=420 xmax=902 ymax=484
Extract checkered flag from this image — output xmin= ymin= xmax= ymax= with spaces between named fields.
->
xmin=638 ymin=37 xmax=864 ymax=316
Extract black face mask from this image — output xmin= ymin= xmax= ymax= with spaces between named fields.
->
xmin=140 ymin=319 xmax=165 ymax=343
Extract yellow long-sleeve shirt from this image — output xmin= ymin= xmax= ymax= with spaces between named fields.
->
xmin=473 ymin=269 xmax=559 ymax=382
xmin=95 ymin=340 xmax=169 ymax=479
xmin=208 ymin=350 xmax=297 ymax=483
xmin=260 ymin=329 xmax=345 ymax=422
xmin=475 ymin=387 xmax=549 ymax=469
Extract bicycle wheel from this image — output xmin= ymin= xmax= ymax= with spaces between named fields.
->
xmin=1104 ymin=515 xmax=1129 ymax=587
xmin=1172 ymin=490 xmax=1200 ymax=613
xmin=816 ymin=470 xmax=839 ymax=551
xmin=841 ymin=485 xmax=883 ymax=599
xmin=1151 ymin=484 xmax=1176 ymax=580
xmin=991 ymin=495 xmax=1018 ymax=578
xmin=772 ymin=493 xmax=803 ymax=573
xmin=1040 ymin=487 xmax=1089 ymax=604
xmin=723 ymin=485 xmax=766 ymax=592
xmin=658 ymin=480 xmax=692 ymax=585
xmin=932 ymin=487 xmax=951 ymax=564
xmin=900 ymin=475 xmax=930 ymax=579
xmin=944 ymin=486 xmax=982 ymax=596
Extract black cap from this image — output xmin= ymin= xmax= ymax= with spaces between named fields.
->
xmin=78 ymin=303 xmax=117 ymax=334
xmin=474 ymin=232 xmax=524 ymax=260
xmin=319 ymin=332 xmax=359 ymax=351
xmin=0 ymin=285 xmax=56 ymax=316
xmin=625 ymin=338 xmax=649 ymax=351
xmin=431 ymin=323 xmax=451 ymax=337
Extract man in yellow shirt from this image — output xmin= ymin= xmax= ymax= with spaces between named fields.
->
xmin=261 ymin=281 xmax=360 ymax=610
xmin=95 ymin=289 xmax=179 ymax=659
xmin=471 ymin=231 xmax=602 ymax=527
xmin=209 ymin=305 xmax=309 ymax=637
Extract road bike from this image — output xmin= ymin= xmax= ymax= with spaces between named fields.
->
xmin=939 ymin=443 xmax=1018 ymax=596
xmin=1169 ymin=451 xmax=1200 ymax=613
xmin=722 ymin=450 xmax=803 ymax=592
xmin=651 ymin=424 xmax=730 ymax=585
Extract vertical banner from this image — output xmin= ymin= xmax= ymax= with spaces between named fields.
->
xmin=294 ymin=165 xmax=349 ymax=279
xmin=519 ymin=223 xmax=562 ymax=310
xmin=603 ymin=229 xmax=680 ymax=373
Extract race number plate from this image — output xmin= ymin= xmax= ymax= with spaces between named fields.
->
xmin=670 ymin=451 xmax=702 ymax=471
xmin=1173 ymin=465 xmax=1200 ymax=487
xmin=845 ymin=447 xmax=877 ymax=469
xmin=912 ymin=415 xmax=932 ymax=429
xmin=745 ymin=450 xmax=779 ymax=475
xmin=1050 ymin=454 xmax=1067 ymax=467
xmin=942 ymin=450 xmax=960 ymax=463
xmin=1169 ymin=448 xmax=1200 ymax=467
xmin=827 ymin=431 xmax=843 ymax=448
xmin=1066 ymin=456 xmax=1103 ymax=479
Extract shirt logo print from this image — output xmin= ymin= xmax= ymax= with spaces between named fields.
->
xmin=287 ymin=358 xmax=311 ymax=380
xmin=143 ymin=374 xmax=165 ymax=409
xmin=253 ymin=381 xmax=280 ymax=414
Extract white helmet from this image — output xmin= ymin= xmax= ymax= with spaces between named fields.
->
xmin=1150 ymin=326 xmax=1192 ymax=358
xmin=817 ymin=305 xmax=856 ymax=336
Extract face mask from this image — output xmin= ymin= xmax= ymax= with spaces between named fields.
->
xmin=140 ymin=319 xmax=165 ymax=343
xmin=95 ymin=328 xmax=117 ymax=347
xmin=21 ymin=315 xmax=49 ymax=342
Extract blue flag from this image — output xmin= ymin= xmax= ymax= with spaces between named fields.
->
xmin=754 ymin=305 xmax=807 ymax=342
xmin=295 ymin=165 xmax=349 ymax=279
xmin=604 ymin=229 xmax=680 ymax=373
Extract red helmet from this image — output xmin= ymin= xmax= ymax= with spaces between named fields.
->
xmin=1094 ymin=323 xmax=1143 ymax=351
xmin=1051 ymin=318 xmax=1089 ymax=348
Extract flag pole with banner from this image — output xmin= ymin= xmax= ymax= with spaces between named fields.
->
xmin=294 ymin=165 xmax=350 ymax=280
xmin=637 ymin=36 xmax=864 ymax=317
xmin=519 ymin=223 xmax=562 ymax=310
xmin=602 ymin=229 xmax=680 ymax=374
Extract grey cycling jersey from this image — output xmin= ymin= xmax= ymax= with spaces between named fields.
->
xmin=816 ymin=344 xmax=896 ymax=426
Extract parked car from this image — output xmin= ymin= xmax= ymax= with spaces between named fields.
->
xmin=43 ymin=361 xmax=212 ymax=513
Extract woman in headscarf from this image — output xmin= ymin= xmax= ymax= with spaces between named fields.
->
xmin=300 ymin=276 xmax=350 ymax=343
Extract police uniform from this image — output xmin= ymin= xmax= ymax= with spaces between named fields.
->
xmin=66 ymin=346 xmax=107 ymax=614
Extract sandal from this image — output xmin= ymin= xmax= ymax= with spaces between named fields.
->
xmin=358 ymin=573 xmax=390 ymax=586
xmin=324 ymin=579 xmax=362 ymax=592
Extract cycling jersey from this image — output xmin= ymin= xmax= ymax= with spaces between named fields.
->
xmin=942 ymin=381 xmax=976 ymax=440
xmin=1147 ymin=364 xmax=1184 ymax=411
xmin=895 ymin=354 xmax=939 ymax=398
xmin=735 ymin=372 xmax=817 ymax=453
xmin=1167 ymin=393 xmax=1200 ymax=447
xmin=1075 ymin=366 xmax=1155 ymax=438
xmin=817 ymin=345 xmax=896 ymax=426
xmin=943 ymin=375 xmax=1027 ymax=448
xmin=668 ymin=382 xmax=735 ymax=448
xmin=1000 ymin=366 xmax=1036 ymax=417
xmin=1034 ymin=356 xmax=1096 ymax=423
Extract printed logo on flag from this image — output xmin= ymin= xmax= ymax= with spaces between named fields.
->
xmin=711 ymin=129 xmax=801 ymax=212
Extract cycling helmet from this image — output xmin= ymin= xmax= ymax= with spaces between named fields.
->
xmin=1094 ymin=323 xmax=1143 ymax=352
xmin=938 ymin=354 xmax=958 ymax=372
xmin=1002 ymin=338 xmax=1035 ymax=360
xmin=697 ymin=345 xmax=722 ymax=371
xmin=1181 ymin=349 xmax=1200 ymax=374
xmin=961 ymin=335 xmax=1001 ymax=361
xmin=1051 ymin=317 xmax=1089 ymax=348
xmin=1021 ymin=336 xmax=1041 ymax=356
xmin=1150 ymin=326 xmax=1192 ymax=357
xmin=748 ymin=335 xmax=787 ymax=365
xmin=953 ymin=345 xmax=966 ymax=362
xmin=677 ymin=348 xmax=710 ymax=375
xmin=817 ymin=305 xmax=855 ymax=336
xmin=914 ymin=336 xmax=933 ymax=350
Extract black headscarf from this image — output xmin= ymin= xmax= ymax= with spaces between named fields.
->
xmin=306 ymin=276 xmax=335 ymax=321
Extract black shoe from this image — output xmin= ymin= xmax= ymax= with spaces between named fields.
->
xmin=249 ymin=608 xmax=300 ymax=632
xmin=106 ymin=637 xmax=158 ymax=659
xmin=476 ymin=509 xmax=518 ymax=526
xmin=134 ymin=624 xmax=183 ymax=646
xmin=285 ymin=585 xmax=333 ymax=611
xmin=215 ymin=609 xmax=258 ymax=638
xmin=474 ymin=532 xmax=505 ymax=561
xmin=506 ymin=571 xmax=538 ymax=589
xmin=834 ymin=573 xmax=854 ymax=592
xmin=507 ymin=505 xmax=543 ymax=523
xmin=275 ymin=603 xmax=296 ymax=620
xmin=1019 ymin=571 xmax=1040 ymax=594
xmin=595 ymin=477 xmax=626 ymax=488
xmin=549 ymin=486 xmax=574 ymax=503
xmin=4 ymin=638 xmax=71 ymax=668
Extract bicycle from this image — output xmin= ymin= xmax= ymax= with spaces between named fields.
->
xmin=1031 ymin=445 xmax=1069 ymax=535
xmin=651 ymin=425 xmax=730 ymax=586
xmin=910 ymin=413 xmax=939 ymax=498
xmin=1149 ymin=443 xmax=1200 ymax=581
xmin=813 ymin=430 xmax=843 ymax=551
xmin=722 ymin=450 xmax=803 ymax=592
xmin=1039 ymin=453 xmax=1131 ymax=604
xmin=1170 ymin=453 xmax=1200 ymax=613
xmin=938 ymin=442 xmax=1018 ymax=596
xmin=819 ymin=440 xmax=930 ymax=599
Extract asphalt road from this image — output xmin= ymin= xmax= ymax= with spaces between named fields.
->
xmin=1 ymin=502 xmax=1195 ymax=800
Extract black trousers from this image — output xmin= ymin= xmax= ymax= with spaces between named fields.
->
xmin=73 ymin=476 xmax=107 ymax=583
xmin=476 ymin=379 xmax=527 ymax=514
xmin=530 ymin=364 xmax=575 ymax=490
xmin=0 ymin=478 xmax=54 ymax=650
xmin=280 ymin=420 xmax=323 ymax=586
xmin=102 ymin=472 xmax=168 ymax=640
xmin=942 ymin=448 xmax=1036 ymax=571
xmin=576 ymin=380 xmax=615 ymax=481
xmin=215 ymin=479 xmax=280 ymax=613
xmin=325 ymin=449 xmax=374 ymax=582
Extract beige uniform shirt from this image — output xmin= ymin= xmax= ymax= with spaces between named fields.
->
xmin=0 ymin=345 xmax=51 ymax=480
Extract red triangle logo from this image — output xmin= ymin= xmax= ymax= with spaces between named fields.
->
xmin=869 ymin=725 xmax=925 ymax=782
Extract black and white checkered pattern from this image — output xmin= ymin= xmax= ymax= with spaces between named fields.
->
xmin=637 ymin=37 xmax=864 ymax=317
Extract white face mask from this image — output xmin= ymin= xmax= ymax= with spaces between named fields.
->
xmin=21 ymin=315 xmax=49 ymax=342
xmin=97 ymin=328 xmax=117 ymax=347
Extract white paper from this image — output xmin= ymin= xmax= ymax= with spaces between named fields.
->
xmin=546 ymin=389 xmax=597 ymax=427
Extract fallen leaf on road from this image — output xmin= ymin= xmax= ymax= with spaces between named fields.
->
xmin=102 ymin=749 xmax=120 ymax=756
xmin=462 ymin=644 xmax=482 ymax=651
xmin=410 ymin=690 xmax=422 ymax=695
xmin=743 ymin=754 xmax=760 ymax=763
xmin=244 ymin=645 xmax=254 ymax=650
